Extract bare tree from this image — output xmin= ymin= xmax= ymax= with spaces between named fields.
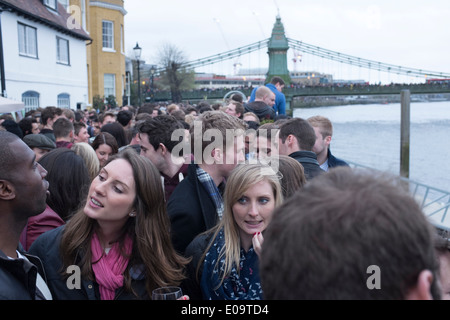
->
xmin=157 ymin=43 xmax=195 ymax=103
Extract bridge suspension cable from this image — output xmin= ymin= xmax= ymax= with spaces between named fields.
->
xmin=154 ymin=39 xmax=269 ymax=74
xmin=154 ymin=37 xmax=450 ymax=80
xmin=287 ymin=38 xmax=450 ymax=79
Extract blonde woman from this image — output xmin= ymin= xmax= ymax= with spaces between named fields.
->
xmin=184 ymin=163 xmax=283 ymax=300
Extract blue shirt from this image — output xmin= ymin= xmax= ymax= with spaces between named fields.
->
xmin=249 ymin=83 xmax=286 ymax=115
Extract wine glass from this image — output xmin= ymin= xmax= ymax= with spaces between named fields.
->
xmin=152 ymin=286 xmax=183 ymax=300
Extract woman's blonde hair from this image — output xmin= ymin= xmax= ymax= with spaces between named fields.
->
xmin=201 ymin=162 xmax=283 ymax=288
xmin=71 ymin=142 xmax=100 ymax=182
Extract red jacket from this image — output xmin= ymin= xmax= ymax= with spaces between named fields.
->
xmin=20 ymin=205 xmax=65 ymax=251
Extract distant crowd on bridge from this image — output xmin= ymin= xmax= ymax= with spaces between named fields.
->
xmin=160 ymin=78 xmax=450 ymax=99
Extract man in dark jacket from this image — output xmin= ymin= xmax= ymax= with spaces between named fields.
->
xmin=0 ymin=131 xmax=52 ymax=300
xmin=167 ymin=111 xmax=247 ymax=255
xmin=278 ymin=118 xmax=323 ymax=180
xmin=245 ymin=86 xmax=276 ymax=121
xmin=308 ymin=115 xmax=349 ymax=171
xmin=167 ymin=164 xmax=220 ymax=255
xmin=249 ymin=76 xmax=286 ymax=115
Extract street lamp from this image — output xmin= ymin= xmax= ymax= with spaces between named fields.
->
xmin=150 ymin=65 xmax=156 ymax=101
xmin=0 ymin=8 xmax=8 ymax=97
xmin=133 ymin=42 xmax=142 ymax=106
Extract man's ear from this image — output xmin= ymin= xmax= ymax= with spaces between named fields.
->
xmin=405 ymin=270 xmax=434 ymax=300
xmin=0 ymin=180 xmax=15 ymax=200
xmin=211 ymin=148 xmax=222 ymax=162
xmin=287 ymin=134 xmax=298 ymax=148
xmin=159 ymin=143 xmax=167 ymax=156
xmin=325 ymin=135 xmax=332 ymax=146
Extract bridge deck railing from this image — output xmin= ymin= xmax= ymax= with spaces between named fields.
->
xmin=151 ymin=83 xmax=450 ymax=102
xmin=284 ymin=83 xmax=450 ymax=96
xmin=346 ymin=161 xmax=450 ymax=230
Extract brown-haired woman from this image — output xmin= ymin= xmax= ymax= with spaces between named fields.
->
xmin=29 ymin=149 xmax=189 ymax=300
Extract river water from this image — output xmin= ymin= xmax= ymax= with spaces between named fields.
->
xmin=293 ymin=101 xmax=450 ymax=193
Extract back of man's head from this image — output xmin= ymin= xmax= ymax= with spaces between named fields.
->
xmin=255 ymin=86 xmax=272 ymax=100
xmin=53 ymin=117 xmax=74 ymax=139
xmin=117 ymin=110 xmax=133 ymax=127
xmin=270 ymin=76 xmax=285 ymax=86
xmin=261 ymin=167 xmax=440 ymax=300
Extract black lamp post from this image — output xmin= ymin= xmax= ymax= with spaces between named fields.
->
xmin=133 ymin=42 xmax=142 ymax=106
xmin=150 ymin=65 xmax=156 ymax=101
xmin=0 ymin=8 xmax=7 ymax=97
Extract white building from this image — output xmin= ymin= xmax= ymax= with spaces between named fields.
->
xmin=0 ymin=0 xmax=91 ymax=111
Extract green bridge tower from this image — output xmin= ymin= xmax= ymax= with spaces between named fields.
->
xmin=266 ymin=16 xmax=291 ymax=85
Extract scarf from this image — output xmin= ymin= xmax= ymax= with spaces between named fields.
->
xmin=91 ymin=232 xmax=133 ymax=300
xmin=200 ymin=229 xmax=263 ymax=300
xmin=197 ymin=166 xmax=224 ymax=219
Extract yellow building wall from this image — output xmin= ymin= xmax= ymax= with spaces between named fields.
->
xmin=69 ymin=0 xmax=126 ymax=107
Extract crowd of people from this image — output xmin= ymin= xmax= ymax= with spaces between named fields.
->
xmin=0 ymin=86 xmax=448 ymax=300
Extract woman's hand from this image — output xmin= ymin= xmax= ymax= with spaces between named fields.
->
xmin=252 ymin=232 xmax=264 ymax=258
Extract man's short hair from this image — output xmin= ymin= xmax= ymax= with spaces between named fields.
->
xmin=279 ymin=118 xmax=316 ymax=151
xmin=190 ymin=111 xmax=247 ymax=160
xmin=0 ymin=131 xmax=20 ymax=180
xmin=99 ymin=112 xmax=116 ymax=124
xmin=41 ymin=106 xmax=59 ymax=125
xmin=73 ymin=121 xmax=87 ymax=136
xmin=61 ymin=108 xmax=75 ymax=121
xmin=138 ymin=115 xmax=184 ymax=153
xmin=261 ymin=167 xmax=440 ymax=300
xmin=270 ymin=76 xmax=285 ymax=86
xmin=53 ymin=117 xmax=74 ymax=139
xmin=255 ymin=86 xmax=273 ymax=100
xmin=117 ymin=110 xmax=133 ymax=127
xmin=308 ymin=115 xmax=333 ymax=138
xmin=230 ymin=101 xmax=244 ymax=118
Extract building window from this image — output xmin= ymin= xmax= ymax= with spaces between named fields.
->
xmin=22 ymin=91 xmax=40 ymax=110
xmin=57 ymin=0 xmax=69 ymax=10
xmin=102 ymin=20 xmax=114 ymax=51
xmin=104 ymin=74 xmax=115 ymax=97
xmin=120 ymin=24 xmax=124 ymax=53
xmin=43 ymin=0 xmax=57 ymax=10
xmin=56 ymin=37 xmax=70 ymax=65
xmin=18 ymin=23 xmax=38 ymax=58
xmin=57 ymin=93 xmax=70 ymax=108
xmin=81 ymin=0 xmax=86 ymax=31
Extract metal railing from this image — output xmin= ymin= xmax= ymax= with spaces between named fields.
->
xmin=346 ymin=161 xmax=450 ymax=229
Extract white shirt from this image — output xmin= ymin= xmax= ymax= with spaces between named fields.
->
xmin=320 ymin=159 xmax=330 ymax=172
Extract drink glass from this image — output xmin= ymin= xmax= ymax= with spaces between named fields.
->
xmin=152 ymin=286 xmax=183 ymax=300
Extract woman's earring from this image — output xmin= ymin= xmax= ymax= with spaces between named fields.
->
xmin=129 ymin=211 xmax=136 ymax=217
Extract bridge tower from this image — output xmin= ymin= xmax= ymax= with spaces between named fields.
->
xmin=266 ymin=16 xmax=291 ymax=85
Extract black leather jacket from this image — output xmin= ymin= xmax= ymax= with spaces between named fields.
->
xmin=0 ymin=249 xmax=48 ymax=300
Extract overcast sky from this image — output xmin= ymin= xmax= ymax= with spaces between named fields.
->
xmin=124 ymin=0 xmax=450 ymax=83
